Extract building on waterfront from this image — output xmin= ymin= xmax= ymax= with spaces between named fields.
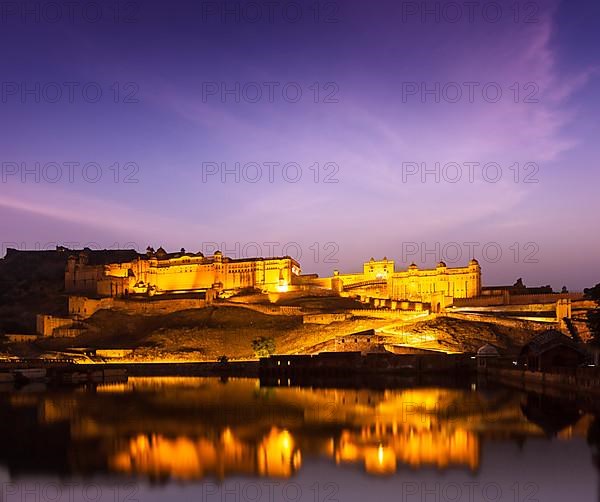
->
xmin=65 ymin=247 xmax=301 ymax=297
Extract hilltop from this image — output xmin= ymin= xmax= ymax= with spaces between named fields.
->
xmin=0 ymin=248 xmax=70 ymax=334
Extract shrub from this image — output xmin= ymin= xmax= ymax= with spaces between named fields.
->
xmin=251 ymin=336 xmax=275 ymax=358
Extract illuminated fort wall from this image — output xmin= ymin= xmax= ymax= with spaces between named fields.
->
xmin=330 ymin=257 xmax=395 ymax=285
xmin=388 ymin=260 xmax=482 ymax=303
xmin=65 ymin=249 xmax=480 ymax=303
xmin=363 ymin=257 xmax=395 ymax=279
xmin=66 ymin=250 xmax=301 ymax=297
xmin=329 ymin=258 xmax=481 ymax=303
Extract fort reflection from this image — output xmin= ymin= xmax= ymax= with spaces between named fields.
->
xmin=109 ymin=426 xmax=302 ymax=480
xmin=0 ymin=378 xmax=593 ymax=480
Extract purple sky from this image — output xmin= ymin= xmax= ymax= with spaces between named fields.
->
xmin=1 ymin=0 xmax=599 ymax=290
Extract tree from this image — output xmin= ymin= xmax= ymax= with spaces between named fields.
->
xmin=251 ymin=336 xmax=276 ymax=358
xmin=584 ymin=283 xmax=600 ymax=345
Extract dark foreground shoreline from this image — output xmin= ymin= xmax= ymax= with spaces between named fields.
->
xmin=5 ymin=351 xmax=600 ymax=399
xmin=98 ymin=360 xmax=260 ymax=377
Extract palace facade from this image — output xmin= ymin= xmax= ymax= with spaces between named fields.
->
xmin=388 ymin=259 xmax=482 ymax=303
xmin=331 ymin=257 xmax=482 ymax=304
xmin=65 ymin=247 xmax=301 ymax=297
xmin=63 ymin=247 xmax=480 ymax=304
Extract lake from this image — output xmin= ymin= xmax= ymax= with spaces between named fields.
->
xmin=0 ymin=377 xmax=597 ymax=501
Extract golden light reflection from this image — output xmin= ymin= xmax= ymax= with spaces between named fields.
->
xmin=108 ymin=427 xmax=301 ymax=480
xmin=15 ymin=378 xmax=592 ymax=480
xmin=364 ymin=444 xmax=396 ymax=475
xmin=258 ymin=428 xmax=301 ymax=477
xmin=111 ymin=434 xmax=223 ymax=480
xmin=95 ymin=383 xmax=128 ymax=393
xmin=335 ymin=425 xmax=478 ymax=474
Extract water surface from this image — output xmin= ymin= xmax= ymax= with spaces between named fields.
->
xmin=0 ymin=377 xmax=597 ymax=501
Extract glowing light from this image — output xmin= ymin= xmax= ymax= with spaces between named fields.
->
xmin=281 ymin=433 xmax=291 ymax=451
xmin=257 ymin=427 xmax=300 ymax=477
xmin=222 ymin=427 xmax=234 ymax=444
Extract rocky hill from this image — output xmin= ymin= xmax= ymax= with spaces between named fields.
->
xmin=4 ymin=304 xmax=542 ymax=361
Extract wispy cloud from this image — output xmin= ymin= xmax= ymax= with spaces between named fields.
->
xmin=0 ymin=186 xmax=210 ymax=245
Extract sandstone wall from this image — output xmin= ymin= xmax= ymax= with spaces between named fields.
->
xmin=69 ymin=295 xmax=207 ymax=318
xmin=348 ymin=309 xmax=429 ymax=320
xmin=445 ymin=312 xmax=555 ymax=332
xmin=303 ymin=313 xmax=350 ymax=325
xmin=36 ymin=315 xmax=75 ymax=336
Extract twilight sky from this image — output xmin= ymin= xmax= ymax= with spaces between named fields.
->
xmin=1 ymin=0 xmax=599 ymax=290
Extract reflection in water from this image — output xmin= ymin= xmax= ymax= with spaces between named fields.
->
xmin=521 ymin=392 xmax=586 ymax=438
xmin=0 ymin=377 xmax=594 ymax=481
xmin=110 ymin=427 xmax=301 ymax=480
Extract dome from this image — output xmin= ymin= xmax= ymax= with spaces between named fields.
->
xmin=469 ymin=258 xmax=479 ymax=266
xmin=408 ymin=262 xmax=418 ymax=270
xmin=477 ymin=344 xmax=499 ymax=356
xmin=437 ymin=261 xmax=447 ymax=268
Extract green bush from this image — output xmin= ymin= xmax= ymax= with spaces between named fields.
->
xmin=251 ymin=336 xmax=275 ymax=358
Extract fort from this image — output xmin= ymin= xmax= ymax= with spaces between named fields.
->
xmin=0 ymin=246 xmax=594 ymax=359
xmin=65 ymin=247 xmax=301 ymax=296
xmin=64 ymin=248 xmax=482 ymax=306
xmin=328 ymin=257 xmax=481 ymax=310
